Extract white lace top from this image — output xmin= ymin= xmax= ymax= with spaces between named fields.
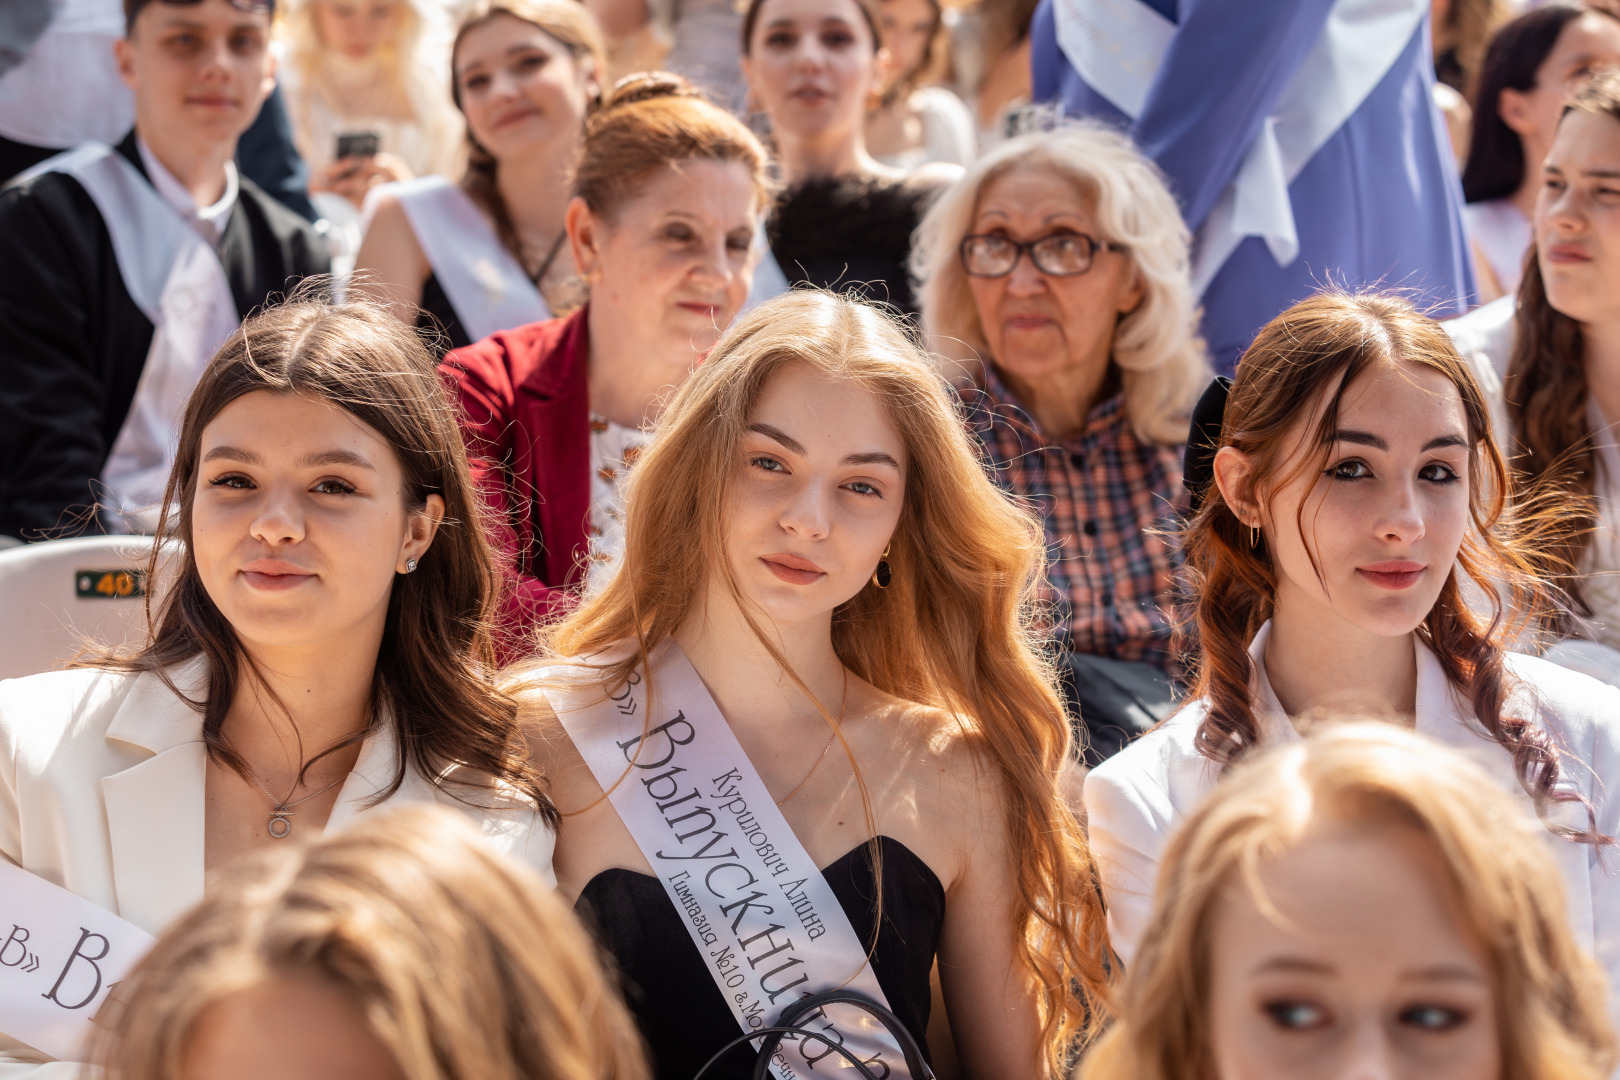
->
xmin=585 ymin=413 xmax=649 ymax=595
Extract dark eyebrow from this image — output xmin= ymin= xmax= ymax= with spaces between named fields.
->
xmin=1329 ymin=429 xmax=1387 ymax=450
xmin=1422 ymin=434 xmax=1469 ymax=452
xmin=842 ymin=451 xmax=902 ymax=470
xmin=749 ymin=423 xmax=807 ymax=456
xmin=1583 ymin=168 xmax=1620 ymax=180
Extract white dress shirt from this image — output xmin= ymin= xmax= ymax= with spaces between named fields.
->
xmin=1084 ymin=622 xmax=1620 ymax=1022
xmin=0 ymin=660 xmax=556 ymax=1075
xmin=136 ymin=136 xmax=238 ymax=247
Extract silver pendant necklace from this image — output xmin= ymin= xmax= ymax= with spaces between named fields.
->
xmin=224 ymin=739 xmax=347 ymax=839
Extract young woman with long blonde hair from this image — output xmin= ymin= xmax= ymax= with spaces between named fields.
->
xmin=518 ymin=290 xmax=1109 ymax=1079
xmin=1083 ymin=723 xmax=1616 ymax=1080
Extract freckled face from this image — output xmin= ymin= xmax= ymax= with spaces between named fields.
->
xmin=1207 ymin=820 xmax=1499 ymax=1080
xmin=722 ymin=364 xmax=906 ymax=627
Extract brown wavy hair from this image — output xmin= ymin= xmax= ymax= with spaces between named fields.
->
xmin=537 ymin=290 xmax=1112 ymax=1068
xmin=95 ymin=805 xmax=646 ymax=1080
xmin=1502 ymin=70 xmax=1620 ymax=616
xmin=1180 ymin=291 xmax=1592 ymax=835
xmin=86 ymin=293 xmax=552 ymax=823
xmin=1081 ymin=723 xmax=1617 ymax=1080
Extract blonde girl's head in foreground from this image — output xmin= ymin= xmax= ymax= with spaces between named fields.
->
xmin=96 ymin=805 xmax=648 ymax=1080
xmin=542 ymin=288 xmax=1112 ymax=1068
xmin=1081 ymin=722 xmax=1616 ymax=1080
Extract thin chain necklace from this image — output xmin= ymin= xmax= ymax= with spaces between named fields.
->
xmin=223 ymin=737 xmax=347 ymax=840
xmin=775 ymin=670 xmax=849 ymax=807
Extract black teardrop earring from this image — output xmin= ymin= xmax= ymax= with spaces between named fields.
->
xmin=872 ymin=544 xmax=892 ymax=589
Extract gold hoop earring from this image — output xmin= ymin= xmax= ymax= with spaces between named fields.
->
xmin=1249 ymin=521 xmax=1259 ymax=549
xmin=871 ymin=544 xmax=892 ymax=589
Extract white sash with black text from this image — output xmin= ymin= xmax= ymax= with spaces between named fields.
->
xmin=542 ymin=643 xmax=916 ymax=1080
xmin=0 ymin=860 xmax=156 ymax=1061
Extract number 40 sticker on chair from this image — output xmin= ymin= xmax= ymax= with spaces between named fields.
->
xmin=0 ymin=536 xmax=176 ymax=681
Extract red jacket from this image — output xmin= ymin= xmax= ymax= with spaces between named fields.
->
xmin=441 ymin=307 xmax=590 ymax=659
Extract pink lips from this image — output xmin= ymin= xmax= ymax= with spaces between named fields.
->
xmin=1544 ymin=242 xmax=1593 ymax=264
xmin=240 ymin=559 xmax=316 ymax=592
xmin=1357 ymin=561 xmax=1425 ymax=590
xmin=760 ymin=553 xmax=826 ymax=585
xmin=678 ymin=302 xmax=719 ymax=319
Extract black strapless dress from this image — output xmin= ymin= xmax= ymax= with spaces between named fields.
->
xmin=576 ymin=836 xmax=946 ymax=1080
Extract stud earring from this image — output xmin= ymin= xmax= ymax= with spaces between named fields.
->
xmin=405 ymin=558 xmax=418 ymax=573
xmin=871 ymin=544 xmax=892 ymax=589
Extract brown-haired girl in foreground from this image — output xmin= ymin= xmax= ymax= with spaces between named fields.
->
xmin=519 ymin=290 xmax=1109 ymax=1079
xmin=1083 ymin=723 xmax=1616 ymax=1080
xmin=97 ymin=805 xmax=646 ymax=1080
xmin=0 ymin=295 xmax=554 ymax=1073
xmin=1084 ymin=291 xmax=1620 ymax=1006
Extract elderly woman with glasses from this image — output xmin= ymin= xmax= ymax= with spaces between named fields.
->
xmin=913 ymin=124 xmax=1211 ymax=764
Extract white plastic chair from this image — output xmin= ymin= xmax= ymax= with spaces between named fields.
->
xmin=0 ymin=536 xmax=166 ymax=681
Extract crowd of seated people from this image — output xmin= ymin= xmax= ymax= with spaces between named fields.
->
xmin=8 ymin=0 xmax=1620 ymax=1077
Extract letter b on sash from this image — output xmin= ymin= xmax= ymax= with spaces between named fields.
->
xmin=43 ymin=928 xmax=110 ymax=1010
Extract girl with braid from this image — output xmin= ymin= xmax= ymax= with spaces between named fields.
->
xmin=1084 ymin=291 xmax=1620 ymax=1012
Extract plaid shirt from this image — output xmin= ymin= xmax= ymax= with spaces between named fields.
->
xmin=962 ymin=366 xmax=1187 ymax=671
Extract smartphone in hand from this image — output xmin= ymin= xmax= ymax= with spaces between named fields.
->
xmin=335 ymin=131 xmax=381 ymax=160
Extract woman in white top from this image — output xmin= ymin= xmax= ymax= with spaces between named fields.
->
xmin=1449 ymin=70 xmax=1620 ymax=685
xmin=277 ymin=0 xmax=466 ymax=205
xmin=1460 ymin=3 xmax=1620 ymax=301
xmin=864 ymin=0 xmax=975 ymax=170
xmin=0 ymin=296 xmax=554 ymax=1075
xmin=1084 ymin=291 xmax=1620 ymax=1013
xmin=355 ymin=0 xmax=605 ymax=353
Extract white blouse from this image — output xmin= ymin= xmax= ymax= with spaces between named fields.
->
xmin=0 ymin=660 xmax=555 ymax=1075
xmin=1084 ymin=622 xmax=1620 ymax=1022
xmin=1466 ymin=198 xmax=1532 ymax=296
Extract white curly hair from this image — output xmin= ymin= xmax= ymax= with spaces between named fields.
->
xmin=911 ymin=123 xmax=1210 ymax=445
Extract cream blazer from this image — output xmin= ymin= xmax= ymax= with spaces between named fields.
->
xmin=0 ymin=660 xmax=556 ymax=1076
xmin=1085 ymin=622 xmax=1620 ymax=1019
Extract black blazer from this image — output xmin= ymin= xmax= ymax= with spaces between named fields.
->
xmin=0 ymin=130 xmax=329 ymax=539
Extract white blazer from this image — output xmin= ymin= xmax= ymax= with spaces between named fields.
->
xmin=0 ymin=660 xmax=556 ymax=1076
xmin=1085 ymin=622 xmax=1620 ymax=1011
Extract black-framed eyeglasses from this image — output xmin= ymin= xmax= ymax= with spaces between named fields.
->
xmin=127 ymin=0 xmax=275 ymax=27
xmin=958 ymin=232 xmax=1123 ymax=278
